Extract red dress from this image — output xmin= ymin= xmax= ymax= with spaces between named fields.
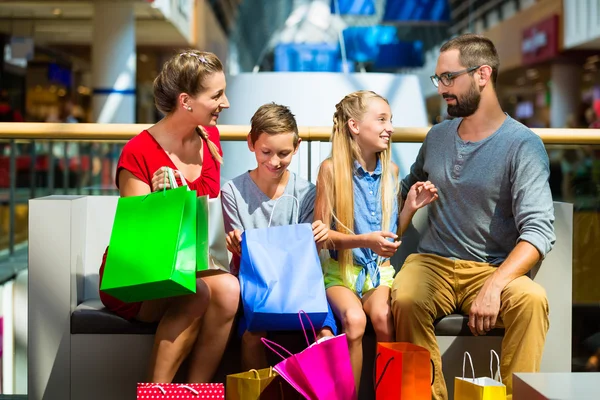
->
xmin=99 ymin=127 xmax=222 ymax=320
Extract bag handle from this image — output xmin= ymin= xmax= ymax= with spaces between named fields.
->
xmin=373 ymin=353 xmax=394 ymax=392
xmin=462 ymin=351 xmax=476 ymax=381
xmin=151 ymin=384 xmax=199 ymax=395
xmin=490 ymin=350 xmax=502 ymax=383
xmin=166 ymin=167 xmax=190 ymax=190
xmin=268 ymin=194 xmax=300 ymax=227
xmin=261 ymin=338 xmax=294 ymax=361
xmin=374 ymin=353 xmax=435 ymax=390
xmin=298 ymin=310 xmax=317 ymax=346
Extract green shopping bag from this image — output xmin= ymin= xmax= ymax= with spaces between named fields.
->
xmin=100 ymin=185 xmax=198 ymax=302
xmin=197 ymin=195 xmax=209 ymax=272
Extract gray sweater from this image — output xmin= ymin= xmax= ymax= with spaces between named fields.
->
xmin=221 ymin=171 xmax=316 ymax=233
xmin=402 ymin=115 xmax=555 ymax=264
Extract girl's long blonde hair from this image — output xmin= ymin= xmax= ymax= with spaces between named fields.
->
xmin=316 ymin=91 xmax=398 ymax=282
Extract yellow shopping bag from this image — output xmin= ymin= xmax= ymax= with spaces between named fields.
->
xmin=226 ymin=367 xmax=301 ymax=400
xmin=454 ymin=350 xmax=507 ymax=400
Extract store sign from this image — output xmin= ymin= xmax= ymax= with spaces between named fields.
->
xmin=522 ymin=15 xmax=559 ymax=65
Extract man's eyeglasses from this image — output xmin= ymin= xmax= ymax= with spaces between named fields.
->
xmin=430 ymin=66 xmax=481 ymax=88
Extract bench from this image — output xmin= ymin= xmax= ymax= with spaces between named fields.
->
xmin=28 ymin=196 xmax=572 ymax=400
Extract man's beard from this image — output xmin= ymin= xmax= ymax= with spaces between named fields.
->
xmin=445 ymin=81 xmax=481 ymax=118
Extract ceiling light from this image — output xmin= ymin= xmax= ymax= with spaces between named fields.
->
xmin=52 ymin=8 xmax=62 ymax=16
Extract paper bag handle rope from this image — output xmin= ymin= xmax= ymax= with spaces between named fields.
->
xmin=374 ymin=352 xmax=436 ymax=388
xmin=462 ymin=351 xmax=476 ymax=381
xmin=151 ymin=384 xmax=199 ymax=395
xmin=261 ymin=337 xmax=294 ymax=361
xmin=490 ymin=349 xmax=502 ymax=383
xmin=373 ymin=353 xmax=394 ymax=392
xmin=268 ymin=194 xmax=300 ymax=227
xmin=297 ymin=310 xmax=317 ymax=346
xmin=248 ymin=367 xmax=275 ymax=379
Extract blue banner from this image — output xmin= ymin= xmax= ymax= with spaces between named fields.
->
xmin=331 ymin=0 xmax=376 ymax=16
xmin=374 ymin=41 xmax=425 ymax=68
xmin=274 ymin=43 xmax=353 ymax=72
xmin=383 ymin=0 xmax=450 ymax=22
xmin=342 ymin=26 xmax=398 ymax=63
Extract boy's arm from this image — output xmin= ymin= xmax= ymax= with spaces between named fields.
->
xmin=298 ymin=184 xmax=316 ymax=224
xmin=221 ymin=184 xmax=244 ymax=232
xmin=220 ymin=183 xmax=244 ymax=267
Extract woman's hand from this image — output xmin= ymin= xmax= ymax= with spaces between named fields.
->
xmin=151 ymin=167 xmax=182 ymax=192
xmin=362 ymin=231 xmax=401 ymax=258
xmin=226 ymin=229 xmax=243 ymax=256
xmin=405 ymin=181 xmax=438 ymax=213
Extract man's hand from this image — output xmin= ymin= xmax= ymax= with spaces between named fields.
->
xmin=226 ymin=229 xmax=243 ymax=256
xmin=469 ymin=276 xmax=502 ymax=336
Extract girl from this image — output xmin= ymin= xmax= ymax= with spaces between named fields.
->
xmin=98 ymin=50 xmax=239 ymax=383
xmin=314 ymin=90 xmax=437 ymax=390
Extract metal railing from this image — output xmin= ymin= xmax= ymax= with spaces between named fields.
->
xmin=1 ymin=122 xmax=600 ymax=257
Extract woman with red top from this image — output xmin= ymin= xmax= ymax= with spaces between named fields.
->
xmin=98 ymin=50 xmax=239 ymax=383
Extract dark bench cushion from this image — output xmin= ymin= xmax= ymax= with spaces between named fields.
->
xmin=71 ymin=300 xmax=157 ymax=335
xmin=72 ymin=300 xmax=504 ymax=337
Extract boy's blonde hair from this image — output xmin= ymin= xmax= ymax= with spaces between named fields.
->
xmin=249 ymin=103 xmax=299 ymax=146
xmin=317 ymin=90 xmax=398 ymax=281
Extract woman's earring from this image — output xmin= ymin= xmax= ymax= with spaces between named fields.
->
xmin=185 ymin=105 xmax=192 ymax=111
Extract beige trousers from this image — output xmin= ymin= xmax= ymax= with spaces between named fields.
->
xmin=391 ymin=253 xmax=549 ymax=400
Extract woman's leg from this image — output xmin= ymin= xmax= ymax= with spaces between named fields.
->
xmin=186 ymin=271 xmax=240 ymax=382
xmin=327 ymin=285 xmax=366 ymax=393
xmin=241 ymin=330 xmax=268 ymax=370
xmin=362 ymin=285 xmax=394 ymax=342
xmin=137 ymin=279 xmax=210 ymax=383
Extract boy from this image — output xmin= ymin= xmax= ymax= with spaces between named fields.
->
xmin=221 ymin=102 xmax=336 ymax=370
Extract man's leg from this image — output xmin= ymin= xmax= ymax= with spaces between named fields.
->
xmin=391 ymin=254 xmax=457 ymax=400
xmin=497 ymin=276 xmax=549 ymax=398
xmin=458 ymin=264 xmax=549 ymax=399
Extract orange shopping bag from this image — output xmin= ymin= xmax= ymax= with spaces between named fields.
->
xmin=374 ymin=342 xmax=434 ymax=399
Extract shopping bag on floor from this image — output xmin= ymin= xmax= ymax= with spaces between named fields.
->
xmin=100 ymin=185 xmax=197 ymax=302
xmin=454 ymin=350 xmax=507 ymax=400
xmin=262 ymin=311 xmax=356 ymax=400
xmin=137 ymin=383 xmax=224 ymax=399
xmin=239 ymin=195 xmax=328 ymax=331
xmin=226 ymin=367 xmax=301 ymax=399
xmin=374 ymin=342 xmax=434 ymax=399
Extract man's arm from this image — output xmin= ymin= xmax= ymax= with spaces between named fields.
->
xmin=470 ymin=135 xmax=555 ymax=335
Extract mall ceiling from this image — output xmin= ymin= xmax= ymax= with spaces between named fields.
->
xmin=0 ymin=0 xmax=189 ymax=46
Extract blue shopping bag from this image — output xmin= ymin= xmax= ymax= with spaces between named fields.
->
xmin=239 ymin=196 xmax=328 ymax=332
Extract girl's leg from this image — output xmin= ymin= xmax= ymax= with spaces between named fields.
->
xmin=327 ymin=286 xmax=367 ymax=392
xmin=137 ymin=279 xmax=210 ymax=383
xmin=186 ymin=271 xmax=240 ymax=382
xmin=362 ymin=285 xmax=394 ymax=342
xmin=241 ymin=330 xmax=268 ymax=370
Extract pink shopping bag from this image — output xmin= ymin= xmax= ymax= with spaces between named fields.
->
xmin=262 ymin=311 xmax=357 ymax=400
xmin=137 ymin=383 xmax=224 ymax=399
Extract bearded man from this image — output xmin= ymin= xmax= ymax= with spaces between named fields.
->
xmin=391 ymin=34 xmax=555 ymax=400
